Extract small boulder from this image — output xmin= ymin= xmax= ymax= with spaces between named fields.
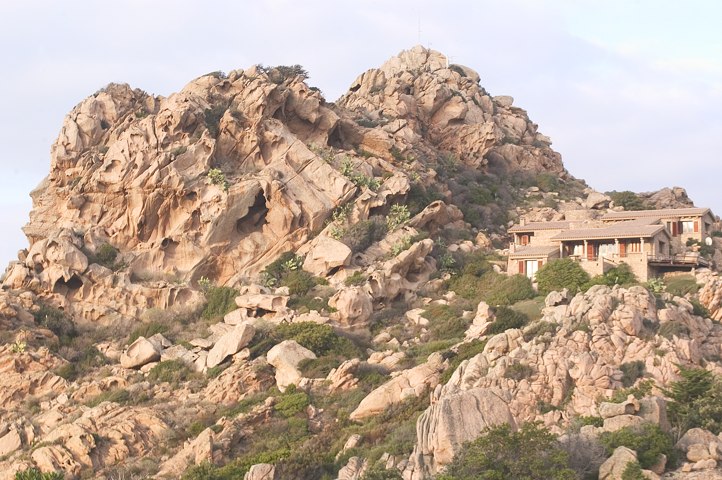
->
xmin=598 ymin=446 xmax=637 ymax=480
xmin=120 ymin=336 xmax=161 ymax=369
xmin=244 ymin=464 xmax=275 ymax=480
xmin=302 ymin=236 xmax=352 ymax=277
xmin=266 ymin=340 xmax=316 ymax=392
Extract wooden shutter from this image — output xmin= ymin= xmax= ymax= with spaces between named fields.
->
xmin=519 ymin=261 xmax=525 ymax=274
xmin=694 ymin=220 xmax=699 ymax=233
xmin=671 ymin=222 xmax=678 ymax=236
xmin=619 ymin=242 xmax=626 ymax=257
xmin=587 ymin=243 xmax=595 ymax=260
xmin=538 ymin=260 xmax=543 ymax=269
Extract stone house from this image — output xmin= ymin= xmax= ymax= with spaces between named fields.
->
xmin=507 ymin=208 xmax=715 ymax=282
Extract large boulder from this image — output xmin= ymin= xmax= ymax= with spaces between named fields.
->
xmin=206 ymin=323 xmax=256 ymax=368
xmin=598 ymin=446 xmax=638 ymax=480
xmin=301 ymin=236 xmax=352 ymax=277
xmin=329 ymin=287 xmax=373 ymax=327
xmin=244 ymin=464 xmax=276 ymax=480
xmin=266 ymin=340 xmax=316 ymax=392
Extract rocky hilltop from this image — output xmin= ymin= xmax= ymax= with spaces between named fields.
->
xmin=2 ymin=46 xmax=722 ymax=480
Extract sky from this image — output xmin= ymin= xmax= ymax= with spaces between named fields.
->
xmin=1 ymin=0 xmax=721 ymax=267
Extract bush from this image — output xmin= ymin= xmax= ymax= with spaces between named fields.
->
xmin=599 ymin=423 xmax=674 ymax=469
xmin=127 ymin=320 xmax=169 ymax=344
xmin=611 ymin=380 xmax=654 ymax=403
xmin=658 ymin=321 xmax=689 ymax=339
xmin=89 ymin=243 xmax=119 ymax=269
xmin=15 ymin=469 xmax=64 ymax=480
xmin=442 ymin=422 xmax=576 ymax=479
xmin=620 ymin=361 xmax=646 ymax=388
xmin=691 ymin=299 xmax=710 ymax=317
xmin=665 ymin=275 xmax=700 ymax=297
xmin=85 ymin=388 xmax=131 ymax=408
xmin=587 ymin=263 xmax=638 ymax=288
xmin=33 ymin=305 xmax=77 ymax=343
xmin=344 ymin=271 xmax=367 ymax=286
xmin=282 ymin=269 xmax=317 ymax=296
xmin=522 ymin=321 xmax=558 ymax=342
xmin=274 ymin=322 xmax=360 ymax=358
xmin=487 ymin=307 xmax=528 ymax=335
xmin=607 ymin=191 xmax=647 ymax=211
xmin=361 ymin=466 xmax=403 ymax=480
xmin=536 ymin=259 xmax=591 ymax=295
xmin=202 ymin=286 xmax=239 ymax=319
xmin=204 ymin=105 xmax=227 ymax=137
xmin=54 ymin=346 xmax=108 ymax=381
xmin=621 ymin=462 xmax=646 ymax=480
xmin=387 ymin=204 xmax=410 ymax=231
xmin=422 ymin=303 xmax=470 ymax=341
xmin=274 ymin=386 xmax=310 ymax=417
xmin=449 ymin=270 xmax=534 ymax=306
xmin=148 ymin=359 xmax=194 ymax=384
xmin=340 ymin=218 xmax=387 ymax=253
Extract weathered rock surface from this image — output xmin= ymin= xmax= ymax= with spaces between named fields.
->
xmin=206 ymin=323 xmax=256 ymax=368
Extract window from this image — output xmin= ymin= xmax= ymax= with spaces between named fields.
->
xmin=520 ymin=234 xmax=530 ymax=246
xmin=682 ymin=221 xmax=695 ymax=233
xmin=598 ymin=243 xmax=616 ymax=259
xmin=525 ymin=260 xmax=540 ymax=279
xmin=573 ymin=244 xmax=584 ymax=256
xmin=627 ymin=241 xmax=641 ymax=253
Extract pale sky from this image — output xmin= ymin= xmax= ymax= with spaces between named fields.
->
xmin=1 ymin=0 xmax=721 ymax=267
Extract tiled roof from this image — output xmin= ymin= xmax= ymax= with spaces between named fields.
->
xmin=601 ymin=207 xmax=710 ymax=221
xmin=508 ymin=221 xmax=570 ymax=233
xmin=550 ymin=223 xmax=669 ymax=241
xmin=508 ymin=245 xmax=559 ymax=258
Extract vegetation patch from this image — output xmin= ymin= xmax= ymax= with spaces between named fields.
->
xmin=487 ymin=307 xmax=528 ymax=335
xmin=201 ymin=286 xmax=239 ymax=320
xmin=33 ymin=305 xmax=77 ymax=345
xmin=535 ymin=259 xmax=591 ymax=295
xmin=599 ymin=423 xmax=674 ymax=469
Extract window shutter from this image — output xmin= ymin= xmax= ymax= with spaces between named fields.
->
xmin=538 ymin=260 xmax=543 ymax=269
xmin=694 ymin=221 xmax=699 ymax=233
xmin=519 ymin=261 xmax=525 ymax=274
xmin=619 ymin=242 xmax=626 ymax=257
xmin=671 ymin=222 xmax=678 ymax=236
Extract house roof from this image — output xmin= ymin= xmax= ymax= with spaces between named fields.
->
xmin=601 ymin=207 xmax=711 ymax=221
xmin=508 ymin=221 xmax=570 ymax=233
xmin=509 ymin=245 xmax=559 ymax=259
xmin=550 ymin=223 xmax=670 ymax=242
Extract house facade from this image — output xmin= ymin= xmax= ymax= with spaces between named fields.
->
xmin=507 ymin=208 xmax=714 ymax=282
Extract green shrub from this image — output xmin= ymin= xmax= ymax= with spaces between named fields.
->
xmin=621 ymin=461 xmax=646 ymax=480
xmin=361 ymin=466 xmax=403 ymax=480
xmin=422 ymin=303 xmax=470 ymax=341
xmin=344 ymin=271 xmax=367 ymax=286
xmin=298 ymin=356 xmax=342 ymax=378
xmin=599 ymin=423 xmax=674 ymax=469
xmin=202 ymin=286 xmax=239 ymax=319
xmin=387 ymin=204 xmax=410 ymax=231
xmin=204 ymin=105 xmax=227 ymax=137
xmin=665 ymin=275 xmax=700 ymax=297
xmin=620 ymin=361 xmax=646 ymax=387
xmin=588 ymin=263 xmax=638 ymax=288
xmin=33 ymin=305 xmax=77 ymax=343
xmin=89 ymin=243 xmax=119 ymax=269
xmin=147 ymin=360 xmax=194 ymax=384
xmin=442 ymin=422 xmax=576 ymax=480
xmin=14 ymin=469 xmax=64 ymax=480
xmin=611 ymin=379 xmax=654 ymax=403
xmin=658 ymin=321 xmax=689 ymax=339
xmin=536 ymin=173 xmax=560 ymax=193
xmin=274 ymin=386 xmax=310 ymax=417
xmin=54 ymin=346 xmax=108 ymax=381
xmin=340 ymin=218 xmax=388 ymax=253
xmin=487 ymin=307 xmax=528 ymax=335
xmin=127 ymin=320 xmax=169 ymax=344
xmin=85 ymin=388 xmax=131 ymax=408
xmin=511 ymin=297 xmax=545 ymax=323
xmin=578 ymin=415 xmax=604 ymax=428
xmin=523 ymin=321 xmax=558 ymax=342
xmin=691 ymin=299 xmax=710 ymax=317
xmin=536 ymin=259 xmax=591 ymax=295
xmin=282 ymin=269 xmax=317 ymax=296
xmin=607 ymin=191 xmax=647 ymax=211
xmin=274 ymin=322 xmax=360 ymax=358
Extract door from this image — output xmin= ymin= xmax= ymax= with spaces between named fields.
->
xmin=619 ymin=242 xmax=626 ymax=257
xmin=587 ymin=243 xmax=596 ymax=260
xmin=525 ymin=260 xmax=539 ymax=279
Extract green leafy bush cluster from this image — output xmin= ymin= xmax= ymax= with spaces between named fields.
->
xmin=439 ymin=422 xmax=577 ymax=480
xmin=201 ymin=286 xmax=239 ymax=320
xmin=88 ymin=242 xmax=121 ymax=270
xmin=599 ymin=423 xmax=674 ymax=469
xmin=535 ymin=259 xmax=591 ymax=295
xmin=340 ymin=158 xmax=380 ymax=191
xmin=54 ymin=346 xmax=108 ymax=381
xmin=344 ymin=271 xmax=367 ymax=286
xmin=658 ymin=321 xmax=690 ymax=339
xmin=504 ymin=362 xmax=534 ymax=381
xmin=207 ymin=167 xmax=229 ymax=191
xmin=587 ymin=263 xmax=638 ymax=289
xmin=147 ymin=359 xmax=194 ymax=385
xmin=620 ymin=360 xmax=646 ymax=387
xmin=127 ymin=320 xmax=170 ymax=344
xmin=422 ymin=303 xmax=471 ymax=342
xmin=258 ymin=64 xmax=309 ymax=84
xmin=386 ymin=204 xmax=410 ymax=231
xmin=271 ymin=322 xmax=361 ymax=359
xmin=448 ymin=253 xmax=534 ymax=305
xmin=33 ymin=305 xmax=77 ymax=344
xmin=260 ymin=252 xmax=321 ymax=295
xmin=274 ymin=385 xmax=310 ymax=417
xmin=611 ymin=379 xmax=654 ymax=403
xmin=85 ymin=388 xmax=132 ymax=408
xmin=487 ymin=307 xmax=529 ymax=335
xmin=340 ymin=217 xmax=388 ymax=253
xmin=606 ymin=191 xmax=648 ymax=211
xmin=15 ymin=469 xmax=64 ymax=480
